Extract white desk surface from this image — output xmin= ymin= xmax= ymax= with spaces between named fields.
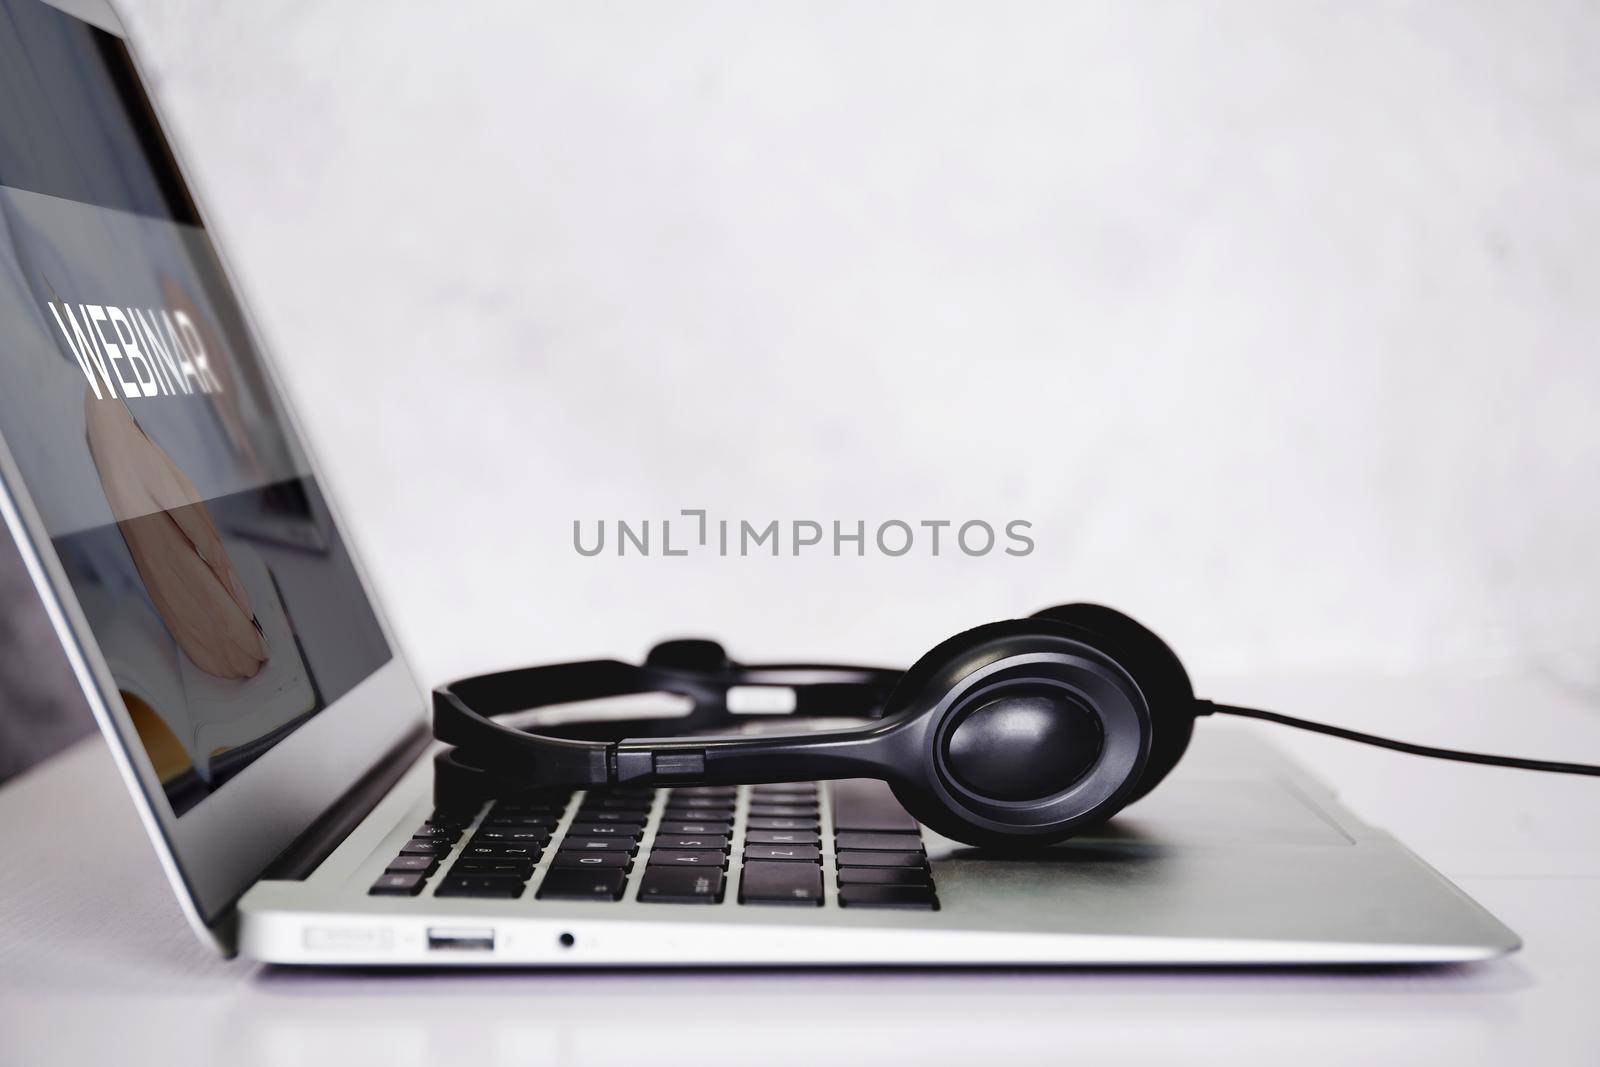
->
xmin=2 ymin=671 xmax=1597 ymax=1066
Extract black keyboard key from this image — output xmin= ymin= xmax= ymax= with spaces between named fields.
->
xmin=748 ymin=804 xmax=819 ymax=819
xmin=638 ymin=866 xmax=725 ymax=904
xmin=745 ymin=830 xmax=820 ymax=846
xmin=661 ymin=808 xmax=734 ymax=824
xmin=466 ymin=837 xmax=546 ymax=856
xmin=647 ymin=849 xmax=727 ymax=868
xmin=412 ymin=832 xmax=461 ymax=850
xmin=470 ymin=828 xmax=550 ymax=846
xmin=838 ymin=885 xmax=938 ymax=909
xmin=573 ymin=809 xmax=650 ymax=825
xmin=672 ymin=786 xmax=737 ymax=798
xmin=743 ymin=844 xmax=821 ymax=863
xmin=659 ymin=821 xmax=733 ymax=836
xmin=837 ymin=866 xmax=933 ymax=886
xmin=566 ymin=822 xmax=643 ymax=840
xmin=415 ymin=823 xmax=463 ymax=842
xmin=739 ymin=860 xmax=823 ymax=906
xmin=428 ymin=808 xmax=478 ymax=827
xmin=665 ymin=795 xmax=735 ymax=809
xmin=451 ymin=860 xmax=533 ymax=877
xmin=492 ymin=801 xmax=566 ymax=816
xmin=831 ymin=779 xmax=919 ymax=832
xmin=750 ymin=783 xmax=817 ymax=796
xmin=537 ymin=868 xmax=628 ymax=900
xmin=386 ymin=854 xmax=439 ymax=874
xmin=369 ymin=871 xmax=427 ymax=896
xmin=552 ymin=851 xmax=633 ymax=869
xmin=575 ymin=796 xmax=644 ymax=807
xmin=458 ymin=844 xmax=541 ymax=861
xmin=436 ymin=875 xmax=525 ymax=898
xmin=483 ymin=813 xmax=560 ymax=828
xmin=398 ymin=838 xmax=452 ymax=856
xmin=747 ymin=817 xmax=819 ymax=833
xmin=558 ymin=837 xmax=638 ymax=854
xmin=653 ymin=834 xmax=730 ymax=851
xmin=586 ymin=796 xmax=654 ymax=811
xmin=662 ymin=810 xmax=736 ymax=824
xmin=836 ymin=850 xmax=927 ymax=869
xmin=834 ymin=831 xmax=925 ymax=852
xmin=662 ymin=806 xmax=736 ymax=825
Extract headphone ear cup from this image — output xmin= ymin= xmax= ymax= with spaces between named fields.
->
xmin=645 ymin=638 xmax=731 ymax=674
xmin=878 ymin=616 xmax=1141 ymax=846
xmin=1029 ymin=604 xmax=1197 ymax=802
xmin=878 ymin=618 xmax=1043 ymax=719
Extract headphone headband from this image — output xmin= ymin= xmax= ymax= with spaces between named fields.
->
xmin=432 ymin=645 xmax=902 ymax=794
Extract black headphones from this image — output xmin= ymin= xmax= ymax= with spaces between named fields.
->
xmin=436 ymin=603 xmax=1201 ymax=848
xmin=435 ymin=602 xmax=1600 ymax=849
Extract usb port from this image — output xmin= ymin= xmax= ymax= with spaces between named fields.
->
xmin=427 ymin=927 xmax=495 ymax=952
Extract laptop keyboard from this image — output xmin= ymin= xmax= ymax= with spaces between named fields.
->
xmin=369 ymin=780 xmax=939 ymax=909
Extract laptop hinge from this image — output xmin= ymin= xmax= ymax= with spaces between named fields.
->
xmin=259 ymin=724 xmax=430 ymax=881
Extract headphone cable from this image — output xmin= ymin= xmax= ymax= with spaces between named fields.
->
xmin=1197 ymin=700 xmax=1600 ymax=777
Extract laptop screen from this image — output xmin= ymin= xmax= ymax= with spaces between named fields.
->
xmin=0 ymin=0 xmax=392 ymax=816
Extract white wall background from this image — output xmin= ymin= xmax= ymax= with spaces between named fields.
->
xmin=110 ymin=1 xmax=1600 ymax=701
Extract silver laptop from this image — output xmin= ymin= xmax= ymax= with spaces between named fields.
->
xmin=0 ymin=0 xmax=1517 ymax=967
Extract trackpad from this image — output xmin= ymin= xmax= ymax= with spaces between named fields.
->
xmin=918 ymin=777 xmax=1356 ymax=861
xmin=1074 ymin=778 xmax=1354 ymax=848
xmin=929 ymin=779 xmax=1353 ymax=859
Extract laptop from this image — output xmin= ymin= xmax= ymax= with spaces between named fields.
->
xmin=0 ymin=0 xmax=1518 ymax=966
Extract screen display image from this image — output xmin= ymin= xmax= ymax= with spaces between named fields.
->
xmin=0 ymin=0 xmax=391 ymax=815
